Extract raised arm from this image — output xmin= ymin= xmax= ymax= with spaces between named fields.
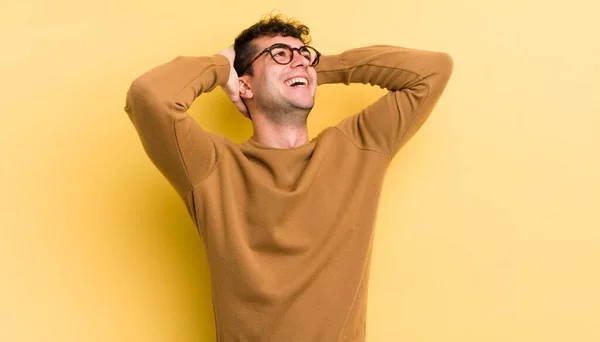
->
xmin=124 ymin=53 xmax=232 ymax=202
xmin=315 ymin=45 xmax=453 ymax=157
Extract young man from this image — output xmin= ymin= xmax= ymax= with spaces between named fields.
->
xmin=125 ymin=14 xmax=452 ymax=342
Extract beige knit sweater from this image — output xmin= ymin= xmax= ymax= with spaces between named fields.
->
xmin=125 ymin=44 xmax=453 ymax=341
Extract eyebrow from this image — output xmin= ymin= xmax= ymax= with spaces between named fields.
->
xmin=267 ymin=43 xmax=306 ymax=49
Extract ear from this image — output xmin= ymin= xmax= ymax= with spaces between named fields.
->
xmin=239 ymin=77 xmax=254 ymax=100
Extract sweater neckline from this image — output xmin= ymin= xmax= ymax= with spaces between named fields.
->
xmin=242 ymin=137 xmax=316 ymax=151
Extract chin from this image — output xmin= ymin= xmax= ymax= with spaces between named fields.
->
xmin=292 ymin=101 xmax=314 ymax=111
xmin=290 ymin=95 xmax=315 ymax=110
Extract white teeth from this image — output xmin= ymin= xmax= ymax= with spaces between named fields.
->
xmin=285 ymin=77 xmax=308 ymax=87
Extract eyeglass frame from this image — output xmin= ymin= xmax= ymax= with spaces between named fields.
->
xmin=240 ymin=43 xmax=321 ymax=75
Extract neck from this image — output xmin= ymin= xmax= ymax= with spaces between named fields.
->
xmin=249 ymin=109 xmax=310 ymax=149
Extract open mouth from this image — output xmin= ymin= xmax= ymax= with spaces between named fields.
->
xmin=285 ymin=77 xmax=308 ymax=88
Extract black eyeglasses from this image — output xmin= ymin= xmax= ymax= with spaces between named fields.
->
xmin=240 ymin=43 xmax=321 ymax=74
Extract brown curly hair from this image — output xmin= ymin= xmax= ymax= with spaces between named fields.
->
xmin=234 ymin=13 xmax=312 ymax=76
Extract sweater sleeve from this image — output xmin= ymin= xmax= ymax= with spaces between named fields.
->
xmin=124 ymin=54 xmax=231 ymax=200
xmin=315 ymin=45 xmax=453 ymax=158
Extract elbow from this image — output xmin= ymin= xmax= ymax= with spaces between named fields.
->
xmin=127 ymin=76 xmax=154 ymax=101
xmin=436 ymin=52 xmax=454 ymax=81
xmin=124 ymin=76 xmax=166 ymax=114
xmin=124 ymin=79 xmax=146 ymax=114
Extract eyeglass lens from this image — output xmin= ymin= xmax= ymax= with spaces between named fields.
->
xmin=271 ymin=46 xmax=317 ymax=65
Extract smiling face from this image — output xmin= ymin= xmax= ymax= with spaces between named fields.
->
xmin=240 ymin=35 xmax=318 ymax=124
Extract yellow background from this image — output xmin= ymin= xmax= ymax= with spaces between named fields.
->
xmin=1 ymin=0 xmax=599 ymax=341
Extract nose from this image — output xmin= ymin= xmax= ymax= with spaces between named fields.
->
xmin=290 ymin=50 xmax=310 ymax=68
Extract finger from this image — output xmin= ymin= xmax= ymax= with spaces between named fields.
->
xmin=236 ymin=102 xmax=249 ymax=117
xmin=232 ymin=99 xmax=249 ymax=116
